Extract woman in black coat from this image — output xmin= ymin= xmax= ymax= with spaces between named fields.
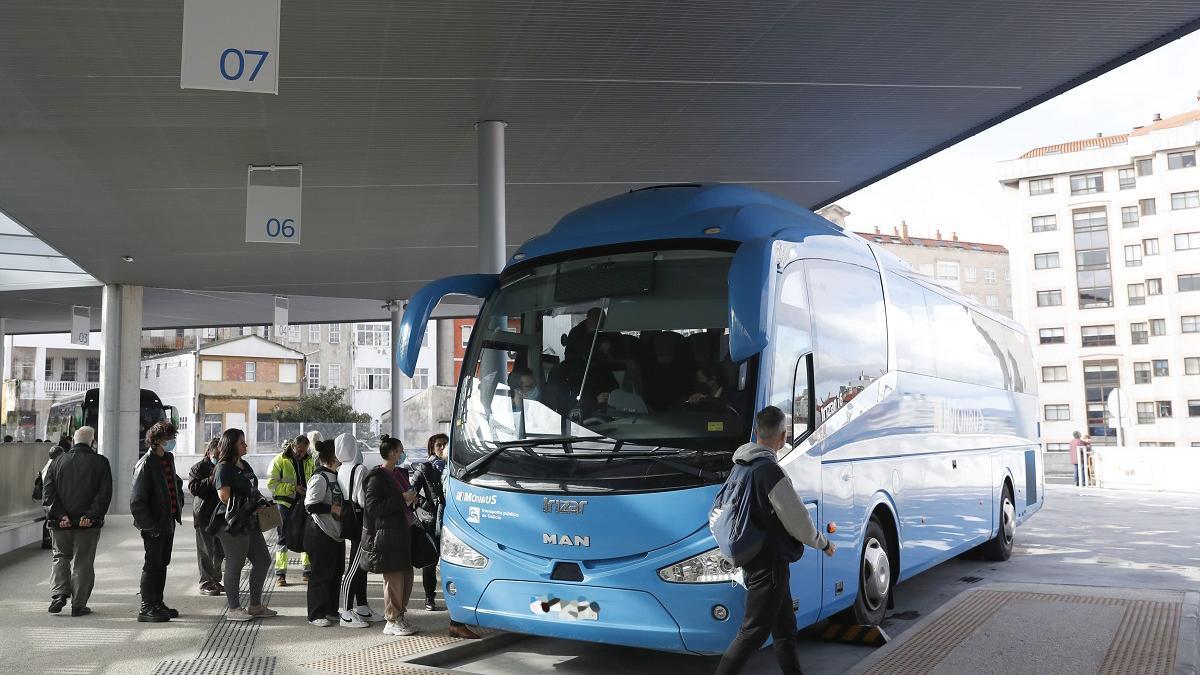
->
xmin=363 ymin=436 xmax=419 ymax=637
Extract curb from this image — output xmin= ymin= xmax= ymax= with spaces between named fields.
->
xmin=1177 ymin=591 xmax=1199 ymax=675
xmin=404 ymin=631 xmax=530 ymax=669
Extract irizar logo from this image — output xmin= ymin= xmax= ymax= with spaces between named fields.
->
xmin=543 ymin=498 xmax=588 ymax=514
xmin=543 ymin=532 xmax=590 ymax=547
xmin=456 ymin=492 xmax=497 ymax=505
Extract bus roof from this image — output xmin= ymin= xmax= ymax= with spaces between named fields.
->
xmin=508 ymin=184 xmax=851 ymax=269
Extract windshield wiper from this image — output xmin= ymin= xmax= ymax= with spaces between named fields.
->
xmin=459 ymin=436 xmax=615 ymax=482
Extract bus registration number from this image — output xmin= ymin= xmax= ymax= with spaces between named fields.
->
xmin=530 ymin=595 xmax=600 ymax=621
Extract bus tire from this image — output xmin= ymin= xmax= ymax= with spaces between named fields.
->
xmin=981 ymin=484 xmax=1015 ymax=562
xmin=853 ymin=517 xmax=891 ymax=626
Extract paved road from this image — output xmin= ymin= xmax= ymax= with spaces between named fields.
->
xmin=447 ymin=485 xmax=1200 ymax=674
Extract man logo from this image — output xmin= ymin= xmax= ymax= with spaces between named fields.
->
xmin=543 ymin=532 xmax=590 ymax=547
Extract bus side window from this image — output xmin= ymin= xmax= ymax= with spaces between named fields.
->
xmin=792 ymin=353 xmax=814 ymax=443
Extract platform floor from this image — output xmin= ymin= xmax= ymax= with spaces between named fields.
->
xmin=0 ymin=484 xmax=1196 ymax=675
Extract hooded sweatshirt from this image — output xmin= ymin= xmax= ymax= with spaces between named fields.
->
xmin=732 ymin=441 xmax=828 ymax=556
xmin=334 ymin=433 xmax=366 ymax=506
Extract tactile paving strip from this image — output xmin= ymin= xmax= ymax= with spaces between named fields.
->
xmin=152 ymin=657 xmax=276 ymax=675
xmin=195 ymin=547 xmax=281 ymax=661
xmin=301 ymin=630 xmax=494 ymax=675
xmin=862 ymin=590 xmax=1182 ymax=675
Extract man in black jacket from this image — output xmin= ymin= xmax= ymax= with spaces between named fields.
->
xmin=188 ymin=438 xmax=225 ymax=596
xmin=130 ymin=422 xmax=184 ymax=622
xmin=42 ymin=426 xmax=112 ymax=617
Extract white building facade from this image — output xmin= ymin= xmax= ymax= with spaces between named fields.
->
xmin=999 ymin=109 xmax=1200 ymax=451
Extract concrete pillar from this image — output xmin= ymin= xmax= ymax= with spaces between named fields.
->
xmin=99 ymin=284 xmax=143 ymax=513
xmin=387 ymin=300 xmax=404 ymax=446
xmin=0 ymin=318 xmax=6 ymax=439
xmin=477 ymin=120 xmax=507 ymax=275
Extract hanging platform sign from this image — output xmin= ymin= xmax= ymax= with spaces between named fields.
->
xmin=274 ymin=296 xmax=289 ymax=337
xmin=245 ymin=165 xmax=302 ymax=244
xmin=70 ymin=306 xmax=90 ymax=346
xmin=181 ymin=0 xmax=281 ymax=94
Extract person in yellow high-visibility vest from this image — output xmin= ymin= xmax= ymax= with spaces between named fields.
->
xmin=267 ymin=435 xmax=316 ymax=585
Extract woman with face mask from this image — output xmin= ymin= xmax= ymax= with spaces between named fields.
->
xmin=130 ymin=421 xmax=185 ymax=622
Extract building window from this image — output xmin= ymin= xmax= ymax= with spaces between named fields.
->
xmin=328 ymin=323 xmax=341 ymax=344
xmin=1118 ymin=167 xmax=1136 ymax=189
xmin=412 ymin=367 xmax=430 ymax=390
xmin=61 ymin=358 xmax=77 ymax=382
xmin=203 ymin=327 xmax=217 ymax=339
xmin=1070 ymin=172 xmax=1104 ymax=195
xmin=1041 ymin=366 xmax=1067 ymax=382
xmin=355 ymin=367 xmax=390 ymax=390
xmin=1136 ymin=402 xmax=1155 ymax=424
xmin=1183 ymin=316 xmax=1200 ymax=333
xmin=1171 ymin=191 xmax=1200 ymax=210
xmin=1150 ymin=319 xmax=1167 ymax=336
xmin=328 ymin=364 xmax=341 ymax=388
xmin=1029 ymin=177 xmax=1054 ymax=195
xmin=1034 ymin=252 xmax=1060 ymax=269
xmin=1134 ymin=361 xmax=1151 ymax=384
xmin=309 ymin=325 xmax=321 ymax=343
xmin=985 ymin=295 xmax=999 ymax=308
xmin=1044 ymin=404 xmax=1070 ymax=421
xmin=1031 ymin=215 xmax=1057 ymax=233
xmin=1187 ymin=357 xmax=1200 ymax=375
xmin=1136 ymin=158 xmax=1154 ymax=176
xmin=983 ymin=268 xmax=997 ymax=285
xmin=461 ymin=325 xmax=473 ymax=348
xmin=1039 ymin=327 xmax=1065 ymax=344
xmin=1084 ymin=360 xmax=1119 ymax=444
xmin=1125 ymin=245 xmax=1143 ymax=267
xmin=1189 ymin=400 xmax=1200 ymax=417
xmin=279 ymin=363 xmax=297 ymax=383
xmin=1152 ymin=359 xmax=1170 ymax=377
xmin=1177 ymin=233 xmax=1200 ymax=251
xmin=1120 ymin=205 xmax=1139 ymax=227
xmin=1143 ymin=238 xmax=1159 ymax=256
xmin=307 ymin=364 xmax=321 ymax=390
xmin=964 ymin=266 xmax=977 ymax=282
xmin=201 ymin=360 xmax=221 ymax=381
xmin=204 ymin=413 xmax=223 ymax=440
xmin=936 ymin=261 xmax=960 ymax=283
xmin=1157 ymin=400 xmax=1173 ymax=418
xmin=44 ymin=357 xmax=54 ymax=380
xmin=245 ymin=361 xmax=256 ymax=382
xmin=1131 ymin=323 xmax=1148 ymax=345
xmin=1147 ymin=278 xmax=1163 ymax=295
xmin=1128 ymin=283 xmax=1146 ymax=306
xmin=356 ymin=323 xmax=390 ymax=347
xmin=1167 ymin=149 xmax=1197 ymax=170
xmin=1037 ymin=290 xmax=1062 ymax=307
xmin=286 ymin=325 xmax=301 ymax=343
xmin=1081 ymin=324 xmax=1116 ymax=347
xmin=1073 ymin=207 xmax=1111 ymax=308
xmin=1139 ymin=198 xmax=1157 ymax=216
xmin=1180 ymin=273 xmax=1200 ymax=292
xmin=86 ymin=358 xmax=100 ymax=383
xmin=1046 ymin=443 xmax=1070 ymax=453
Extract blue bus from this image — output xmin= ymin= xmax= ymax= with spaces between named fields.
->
xmin=397 ymin=184 xmax=1042 ymax=654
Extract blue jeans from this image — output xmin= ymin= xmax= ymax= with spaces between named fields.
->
xmin=1074 ymin=464 xmax=1082 ymax=486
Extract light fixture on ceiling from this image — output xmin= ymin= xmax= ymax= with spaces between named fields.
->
xmin=122 ymin=255 xmax=134 ymax=263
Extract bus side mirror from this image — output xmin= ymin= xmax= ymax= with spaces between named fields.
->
xmin=397 ymin=274 xmax=499 ymax=377
xmin=728 ymin=238 xmax=775 ymax=362
xmin=166 ymin=406 xmax=180 ymax=428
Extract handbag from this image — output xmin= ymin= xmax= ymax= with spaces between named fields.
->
xmin=257 ymin=502 xmax=282 ymax=532
xmin=285 ymin=500 xmax=308 ymax=554
xmin=411 ymin=522 xmax=439 ymax=569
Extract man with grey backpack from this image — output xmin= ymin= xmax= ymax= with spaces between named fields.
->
xmin=712 ymin=406 xmax=835 ymax=675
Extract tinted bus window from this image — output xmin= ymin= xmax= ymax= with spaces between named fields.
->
xmin=772 ymin=263 xmax=814 ymax=445
xmin=807 ymin=261 xmax=886 ymax=423
xmin=886 ymin=272 xmax=935 ymax=377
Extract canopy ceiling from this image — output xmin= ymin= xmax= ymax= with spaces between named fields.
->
xmin=1 ymin=1 xmax=1198 ymax=312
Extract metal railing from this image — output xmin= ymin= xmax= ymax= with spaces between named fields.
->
xmin=16 ymin=379 xmax=92 ymax=399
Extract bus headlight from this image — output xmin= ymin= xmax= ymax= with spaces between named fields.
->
xmin=657 ymin=548 xmax=736 ymax=583
xmin=441 ymin=526 xmax=489 ymax=569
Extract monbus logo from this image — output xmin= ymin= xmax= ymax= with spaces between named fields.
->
xmin=543 ymin=532 xmax=590 ymax=547
xmin=456 ymin=492 xmax=497 ymax=505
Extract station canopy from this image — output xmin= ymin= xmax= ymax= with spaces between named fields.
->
xmin=1 ymin=1 xmax=1198 ymax=333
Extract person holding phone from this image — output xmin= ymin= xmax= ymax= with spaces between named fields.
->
xmin=363 ymin=436 xmax=420 ymax=637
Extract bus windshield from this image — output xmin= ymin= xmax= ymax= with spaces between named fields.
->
xmin=452 ymin=248 xmax=758 ymax=493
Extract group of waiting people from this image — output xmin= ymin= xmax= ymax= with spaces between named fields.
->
xmin=41 ymin=422 xmax=478 ymax=639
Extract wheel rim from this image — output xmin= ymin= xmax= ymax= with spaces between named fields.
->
xmin=1002 ymin=497 xmax=1015 ymax=545
xmin=861 ymin=537 xmax=890 ymax=612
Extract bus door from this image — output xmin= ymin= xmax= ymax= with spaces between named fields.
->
xmin=773 ymin=260 xmax=822 ymax=626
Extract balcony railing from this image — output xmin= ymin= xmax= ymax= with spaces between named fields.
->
xmin=17 ymin=379 xmax=93 ymax=400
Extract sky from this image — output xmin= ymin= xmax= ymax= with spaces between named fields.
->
xmin=837 ymin=30 xmax=1200 ymax=253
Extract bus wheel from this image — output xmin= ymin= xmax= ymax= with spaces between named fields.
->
xmin=981 ymin=485 xmax=1015 ymax=562
xmin=853 ymin=518 xmax=891 ymax=626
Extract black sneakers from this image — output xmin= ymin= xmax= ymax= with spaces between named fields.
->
xmin=137 ymin=605 xmax=171 ymax=623
xmin=70 ymin=606 xmax=92 ymax=617
xmin=48 ymin=595 xmax=68 ymax=614
xmin=157 ymin=603 xmax=180 ymax=619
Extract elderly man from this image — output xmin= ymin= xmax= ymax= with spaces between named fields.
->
xmin=42 ymin=426 xmax=113 ymax=617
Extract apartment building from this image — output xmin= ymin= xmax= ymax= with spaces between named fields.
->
xmin=0 ymin=333 xmax=101 ymax=441
xmin=999 ymin=108 xmax=1200 ymax=450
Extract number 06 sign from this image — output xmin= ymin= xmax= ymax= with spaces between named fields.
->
xmin=181 ymin=0 xmax=280 ymax=94
xmin=246 ymin=165 xmax=301 ymax=244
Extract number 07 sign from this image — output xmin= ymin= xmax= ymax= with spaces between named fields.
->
xmin=181 ymin=0 xmax=280 ymax=94
xmin=246 ymin=165 xmax=301 ymax=244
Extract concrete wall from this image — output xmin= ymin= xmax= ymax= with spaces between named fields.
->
xmin=1094 ymin=447 xmax=1200 ymax=493
xmin=1 ymin=442 xmax=49 ymax=519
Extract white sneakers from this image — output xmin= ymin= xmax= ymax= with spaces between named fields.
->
xmin=340 ymin=611 xmax=369 ymax=629
xmin=309 ymin=618 xmax=332 ymax=627
xmin=383 ymin=617 xmax=417 ymax=636
xmin=226 ymin=608 xmax=254 ymax=622
xmin=356 ymin=606 xmax=386 ymax=623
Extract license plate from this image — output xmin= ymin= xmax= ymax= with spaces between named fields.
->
xmin=530 ymin=595 xmax=600 ymax=621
